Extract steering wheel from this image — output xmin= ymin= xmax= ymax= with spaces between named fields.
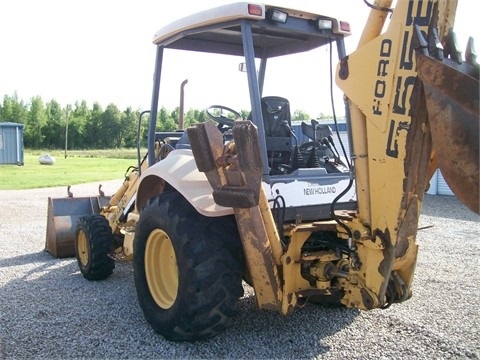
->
xmin=206 ymin=105 xmax=243 ymax=128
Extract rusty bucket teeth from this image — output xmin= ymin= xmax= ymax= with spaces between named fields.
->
xmin=465 ymin=36 xmax=478 ymax=68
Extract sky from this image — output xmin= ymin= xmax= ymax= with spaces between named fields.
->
xmin=0 ymin=0 xmax=478 ymax=118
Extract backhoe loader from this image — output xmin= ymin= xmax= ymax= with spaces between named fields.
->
xmin=45 ymin=1 xmax=478 ymax=342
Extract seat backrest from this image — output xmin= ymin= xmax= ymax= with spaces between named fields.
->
xmin=258 ymin=96 xmax=293 ymax=173
xmin=247 ymin=96 xmax=293 ymax=173
xmin=260 ymin=96 xmax=291 ymax=138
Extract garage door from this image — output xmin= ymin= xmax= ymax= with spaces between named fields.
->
xmin=437 ymin=170 xmax=454 ymax=196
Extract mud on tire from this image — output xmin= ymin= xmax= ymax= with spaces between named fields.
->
xmin=133 ymin=191 xmax=245 ymax=341
xmin=75 ymin=214 xmax=115 ymax=281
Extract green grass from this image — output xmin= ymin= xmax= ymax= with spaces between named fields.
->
xmin=0 ymin=149 xmax=144 ymax=190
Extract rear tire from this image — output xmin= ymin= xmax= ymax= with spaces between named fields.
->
xmin=133 ymin=191 xmax=244 ymax=341
xmin=75 ymin=214 xmax=115 ymax=281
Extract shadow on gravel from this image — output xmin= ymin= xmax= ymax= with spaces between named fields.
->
xmin=0 ymin=249 xmax=139 ymax=359
xmin=0 ymin=249 xmax=54 ymax=268
xmin=1 ymin=247 xmax=360 ymax=359
xmin=143 ymin=292 xmax=360 ymax=359
xmin=215 ymin=294 xmax=361 ymax=359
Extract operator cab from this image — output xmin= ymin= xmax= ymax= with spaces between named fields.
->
xmin=146 ymin=2 xmax=356 ymax=221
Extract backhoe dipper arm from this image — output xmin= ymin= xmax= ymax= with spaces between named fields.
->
xmin=335 ymin=0 xmax=478 ymax=309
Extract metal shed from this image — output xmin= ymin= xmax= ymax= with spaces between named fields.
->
xmin=0 ymin=122 xmax=25 ymax=165
xmin=427 ymin=169 xmax=454 ymax=196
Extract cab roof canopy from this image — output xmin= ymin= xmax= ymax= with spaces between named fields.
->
xmin=153 ymin=2 xmax=350 ymax=58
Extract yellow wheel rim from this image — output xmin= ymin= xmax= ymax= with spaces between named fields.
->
xmin=77 ymin=229 xmax=89 ymax=267
xmin=145 ymin=229 xmax=179 ymax=309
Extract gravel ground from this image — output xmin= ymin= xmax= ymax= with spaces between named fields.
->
xmin=1 ymin=180 xmax=479 ymax=359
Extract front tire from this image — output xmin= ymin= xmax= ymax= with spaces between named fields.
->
xmin=75 ymin=214 xmax=115 ymax=280
xmin=133 ymin=191 xmax=244 ymax=341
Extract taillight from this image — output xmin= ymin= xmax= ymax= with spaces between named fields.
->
xmin=339 ymin=21 xmax=351 ymax=32
xmin=248 ymin=4 xmax=263 ymax=16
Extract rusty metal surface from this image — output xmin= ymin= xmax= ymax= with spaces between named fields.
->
xmin=45 ymin=196 xmax=106 ymax=258
xmin=415 ymin=53 xmax=479 ymax=214
xmin=188 ymin=120 xmax=283 ymax=310
xmin=186 ymin=120 xmax=224 ymax=174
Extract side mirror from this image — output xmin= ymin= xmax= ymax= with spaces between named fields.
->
xmin=238 ymin=62 xmax=247 ymax=72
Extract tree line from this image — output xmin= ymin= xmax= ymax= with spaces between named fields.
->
xmin=0 ymin=93 xmax=208 ymax=149
xmin=0 ymin=93 xmax=317 ymax=150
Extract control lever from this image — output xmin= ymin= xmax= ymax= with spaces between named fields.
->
xmin=280 ymin=120 xmax=296 ymax=145
xmin=327 ymin=135 xmax=341 ymax=160
xmin=321 ymin=138 xmax=336 ymax=161
xmin=281 ymin=120 xmax=306 ymax=170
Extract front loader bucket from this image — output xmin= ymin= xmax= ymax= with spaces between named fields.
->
xmin=415 ymin=52 xmax=479 ymax=214
xmin=45 ymin=196 xmax=110 ymax=258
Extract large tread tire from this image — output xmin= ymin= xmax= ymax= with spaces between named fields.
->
xmin=75 ymin=214 xmax=115 ymax=281
xmin=133 ymin=191 xmax=244 ymax=342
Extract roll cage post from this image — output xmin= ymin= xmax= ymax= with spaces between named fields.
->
xmin=148 ymin=45 xmax=164 ymax=167
xmin=241 ymin=20 xmax=271 ymax=176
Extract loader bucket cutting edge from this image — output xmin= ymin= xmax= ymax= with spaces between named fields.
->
xmin=45 ymin=196 xmax=111 ymax=258
xmin=415 ymin=53 xmax=479 ymax=214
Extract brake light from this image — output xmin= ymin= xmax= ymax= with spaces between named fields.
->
xmin=339 ymin=21 xmax=351 ymax=32
xmin=248 ymin=4 xmax=263 ymax=16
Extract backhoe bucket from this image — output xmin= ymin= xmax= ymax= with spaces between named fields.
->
xmin=45 ymin=196 xmax=110 ymax=258
xmin=415 ymin=52 xmax=479 ymax=214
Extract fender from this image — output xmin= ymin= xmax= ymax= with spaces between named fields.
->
xmin=136 ymin=149 xmax=234 ymax=217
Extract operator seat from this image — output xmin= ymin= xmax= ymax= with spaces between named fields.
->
xmin=250 ymin=96 xmax=293 ymax=174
